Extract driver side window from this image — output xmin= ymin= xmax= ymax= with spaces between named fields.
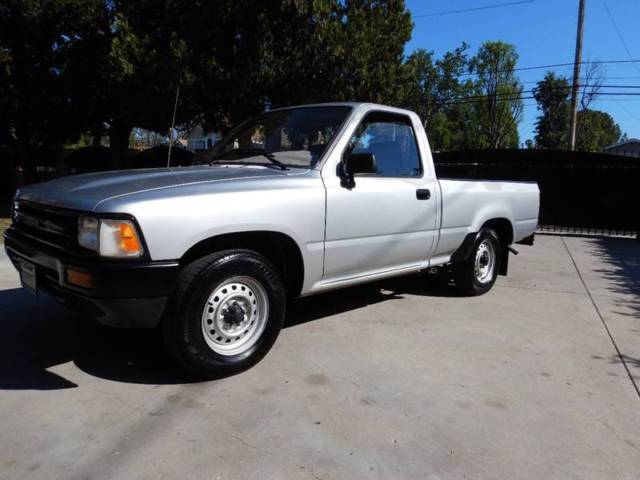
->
xmin=348 ymin=112 xmax=422 ymax=177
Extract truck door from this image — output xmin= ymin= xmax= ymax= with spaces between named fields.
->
xmin=322 ymin=111 xmax=439 ymax=282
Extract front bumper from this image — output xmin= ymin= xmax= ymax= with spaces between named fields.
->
xmin=4 ymin=227 xmax=180 ymax=328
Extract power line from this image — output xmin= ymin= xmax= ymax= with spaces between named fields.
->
xmin=538 ymin=84 xmax=640 ymax=89
xmin=609 ymin=98 xmax=640 ymax=123
xmin=588 ymin=92 xmax=640 ymax=96
xmin=594 ymin=76 xmax=640 ymax=80
xmin=600 ymin=0 xmax=640 ymax=77
xmin=594 ymin=98 xmax=640 ymax=102
xmin=398 ymin=70 xmax=640 ymax=88
xmin=458 ymin=59 xmax=640 ymax=77
xmin=521 ymin=79 xmax=640 ymax=84
xmin=407 ymin=86 xmax=640 ymax=101
xmin=402 ymin=90 xmax=640 ymax=108
xmin=402 ymin=95 xmax=537 ymax=107
xmin=413 ymin=0 xmax=535 ymax=18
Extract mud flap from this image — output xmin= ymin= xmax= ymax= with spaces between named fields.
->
xmin=499 ymin=246 xmax=509 ymax=276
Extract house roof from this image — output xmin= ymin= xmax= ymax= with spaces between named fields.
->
xmin=604 ymin=138 xmax=640 ymax=150
xmin=185 ymin=124 xmax=204 ymax=139
xmin=185 ymin=124 xmax=220 ymax=140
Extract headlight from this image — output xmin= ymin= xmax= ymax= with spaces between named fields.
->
xmin=78 ymin=216 xmax=144 ymax=258
xmin=78 ymin=217 xmax=99 ymax=251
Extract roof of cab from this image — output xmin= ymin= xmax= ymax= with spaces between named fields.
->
xmin=270 ymin=102 xmax=415 ymax=116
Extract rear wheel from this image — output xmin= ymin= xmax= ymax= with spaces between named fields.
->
xmin=453 ymin=228 xmax=501 ymax=296
xmin=162 ymin=250 xmax=285 ymax=378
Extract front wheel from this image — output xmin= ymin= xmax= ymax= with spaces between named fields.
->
xmin=162 ymin=250 xmax=286 ymax=378
xmin=453 ymin=229 xmax=502 ymax=296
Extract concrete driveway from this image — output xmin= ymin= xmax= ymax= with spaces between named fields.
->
xmin=0 ymin=235 xmax=639 ymax=479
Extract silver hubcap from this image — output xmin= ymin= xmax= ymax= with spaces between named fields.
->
xmin=201 ymin=276 xmax=269 ymax=356
xmin=474 ymin=240 xmax=496 ymax=284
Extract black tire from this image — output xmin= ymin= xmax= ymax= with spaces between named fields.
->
xmin=162 ymin=249 xmax=286 ymax=378
xmin=453 ymin=228 xmax=502 ymax=296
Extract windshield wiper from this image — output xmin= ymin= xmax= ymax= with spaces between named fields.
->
xmin=257 ymin=150 xmax=288 ymax=170
xmin=209 ymin=148 xmax=288 ymax=170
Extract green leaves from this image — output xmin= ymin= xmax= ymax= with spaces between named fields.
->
xmin=466 ymin=41 xmax=523 ymax=149
xmin=399 ymin=40 xmax=523 ymax=151
xmin=532 ymin=72 xmax=622 ymax=151
xmin=3 ymin=0 xmax=622 ymax=162
xmin=0 ymin=0 xmax=106 ymax=148
xmin=576 ymin=109 xmax=621 ymax=152
xmin=533 ymin=72 xmax=571 ymax=149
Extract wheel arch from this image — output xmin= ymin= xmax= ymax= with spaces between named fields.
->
xmin=450 ymin=217 xmax=514 ymax=276
xmin=180 ymin=231 xmax=305 ymax=297
xmin=481 ymin=217 xmax=514 ymax=246
xmin=481 ymin=218 xmax=513 ymax=276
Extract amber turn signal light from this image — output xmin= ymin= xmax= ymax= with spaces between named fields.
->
xmin=66 ymin=269 xmax=93 ymax=289
xmin=119 ymin=222 xmax=141 ymax=253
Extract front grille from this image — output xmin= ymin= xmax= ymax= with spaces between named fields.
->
xmin=12 ymin=201 xmax=79 ymax=251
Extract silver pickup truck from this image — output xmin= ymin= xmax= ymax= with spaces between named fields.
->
xmin=5 ymin=103 xmax=539 ymax=377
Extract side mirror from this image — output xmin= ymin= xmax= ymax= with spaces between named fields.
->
xmin=340 ymin=152 xmax=376 ymax=189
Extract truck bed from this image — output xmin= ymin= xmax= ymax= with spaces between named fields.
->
xmin=430 ymin=178 xmax=539 ymax=265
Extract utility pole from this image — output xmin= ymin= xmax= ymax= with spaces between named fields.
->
xmin=568 ymin=0 xmax=586 ymax=150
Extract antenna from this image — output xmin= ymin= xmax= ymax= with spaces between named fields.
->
xmin=167 ymin=86 xmax=180 ymax=168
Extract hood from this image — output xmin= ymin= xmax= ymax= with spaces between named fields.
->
xmin=17 ymin=165 xmax=293 ymax=211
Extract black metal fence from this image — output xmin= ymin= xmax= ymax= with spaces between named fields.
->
xmin=3 ymin=147 xmax=639 ymax=238
xmin=433 ymin=149 xmax=640 ymax=238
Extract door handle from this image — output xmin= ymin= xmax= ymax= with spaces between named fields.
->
xmin=416 ymin=188 xmax=431 ymax=200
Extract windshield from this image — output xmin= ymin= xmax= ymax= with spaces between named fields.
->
xmin=209 ymin=106 xmax=352 ymax=168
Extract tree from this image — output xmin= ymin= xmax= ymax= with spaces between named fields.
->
xmin=0 ymin=1 xmax=200 ymax=170
xmin=94 ymin=1 xmax=202 ymax=168
xmin=465 ymin=41 xmax=523 ymax=149
xmin=401 ymin=49 xmax=439 ymax=124
xmin=337 ymin=0 xmax=413 ymax=104
xmin=398 ymin=40 xmax=527 ymax=151
xmin=400 ymin=44 xmax=474 ymax=150
xmin=533 ymin=72 xmax=570 ymax=149
xmin=580 ymin=57 xmax=605 ymax=110
xmin=533 ymin=66 xmax=614 ymax=151
xmin=172 ymin=0 xmax=412 ymax=134
xmin=258 ymin=1 xmax=413 ymax=111
xmin=166 ymin=0 xmax=273 ymax=133
xmin=1 ymin=0 xmax=417 ymax=171
xmin=0 ymin=0 xmax=106 ymax=178
xmin=575 ymin=109 xmax=621 ymax=152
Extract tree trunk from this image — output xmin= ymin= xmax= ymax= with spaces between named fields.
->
xmin=109 ymin=121 xmax=132 ymax=170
